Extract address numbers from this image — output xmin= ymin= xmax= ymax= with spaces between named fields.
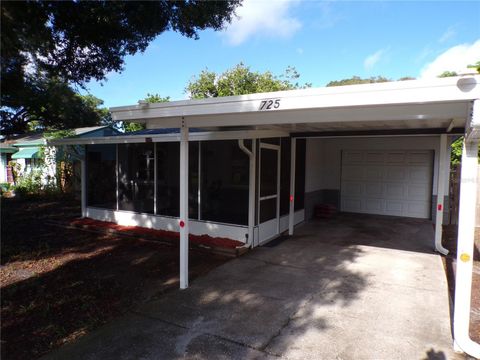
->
xmin=259 ymin=99 xmax=281 ymax=111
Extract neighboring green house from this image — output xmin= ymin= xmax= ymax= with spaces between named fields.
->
xmin=0 ymin=126 xmax=119 ymax=184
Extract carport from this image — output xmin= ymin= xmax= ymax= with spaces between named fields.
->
xmin=52 ymin=75 xmax=480 ymax=356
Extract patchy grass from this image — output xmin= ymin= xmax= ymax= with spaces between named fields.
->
xmin=1 ymin=198 xmax=230 ymax=360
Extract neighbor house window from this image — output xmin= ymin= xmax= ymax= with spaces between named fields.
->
xmin=86 ymin=144 xmax=116 ymax=209
xmin=200 ymin=140 xmax=249 ymax=225
xmin=118 ymin=143 xmax=155 ymax=214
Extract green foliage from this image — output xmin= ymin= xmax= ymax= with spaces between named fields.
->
xmin=438 ymin=71 xmax=458 ymax=78
xmin=13 ymin=170 xmax=44 ymax=197
xmin=144 ymin=93 xmax=170 ymax=104
xmin=1 ymin=1 xmax=240 ymax=135
xmin=326 ymin=76 xmax=391 ymax=87
xmin=451 ymin=137 xmax=463 ymax=165
xmin=186 ymin=63 xmax=311 ymax=99
xmin=467 ymin=61 xmax=480 ymax=74
xmin=1 ymin=77 xmax=111 ymax=135
xmin=123 ymin=93 xmax=170 ymax=132
xmin=0 ymin=182 xmax=13 ymax=194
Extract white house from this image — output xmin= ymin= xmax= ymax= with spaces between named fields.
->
xmin=1 ymin=126 xmax=119 ymax=185
xmin=52 ymin=76 xmax=480 ymax=356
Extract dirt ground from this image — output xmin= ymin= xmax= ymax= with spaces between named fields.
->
xmin=442 ymin=225 xmax=480 ymax=344
xmin=0 ymin=198 xmax=230 ymax=360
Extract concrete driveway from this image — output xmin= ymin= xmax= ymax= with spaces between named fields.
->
xmin=44 ymin=214 xmax=462 ymax=360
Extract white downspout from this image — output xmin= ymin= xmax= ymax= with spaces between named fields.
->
xmin=435 ymin=134 xmax=449 ymax=255
xmin=453 ymin=100 xmax=480 ymax=358
xmin=239 ymin=139 xmax=256 ymax=248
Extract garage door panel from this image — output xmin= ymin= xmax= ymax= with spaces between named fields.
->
xmin=385 ymin=183 xmax=406 ymax=199
xmin=365 ymin=166 xmax=384 ymax=181
xmin=385 ymin=201 xmax=404 ymax=216
xmin=407 ymin=202 xmax=431 ymax=217
xmin=386 ymin=152 xmax=406 ymax=163
xmin=343 ymin=151 xmax=363 ymax=164
xmin=409 ymin=167 xmax=430 ymax=183
xmin=341 ymin=149 xmax=432 ymax=219
xmin=365 ymin=151 xmax=385 ymax=163
xmin=365 ymin=199 xmax=384 ymax=212
xmin=342 ymin=198 xmax=363 ymax=212
xmin=407 ymin=184 xmax=430 ymax=199
xmin=343 ymin=165 xmax=364 ymax=180
xmin=385 ymin=167 xmax=407 ymax=181
xmin=408 ymin=151 xmax=431 ymax=165
xmin=365 ymin=183 xmax=383 ymax=197
xmin=342 ymin=182 xmax=363 ymax=196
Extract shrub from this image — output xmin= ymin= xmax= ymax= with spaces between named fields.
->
xmin=13 ymin=170 xmax=43 ymax=198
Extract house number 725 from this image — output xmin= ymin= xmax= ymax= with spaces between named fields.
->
xmin=259 ymin=99 xmax=281 ymax=111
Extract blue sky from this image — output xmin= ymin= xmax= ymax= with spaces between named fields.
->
xmin=82 ymin=0 xmax=480 ymax=108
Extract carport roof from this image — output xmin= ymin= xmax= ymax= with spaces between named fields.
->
xmin=110 ymin=75 xmax=479 ymax=134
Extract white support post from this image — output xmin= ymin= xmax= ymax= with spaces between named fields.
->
xmin=179 ymin=121 xmax=189 ymax=290
xmin=288 ymin=138 xmax=297 ymax=235
xmin=435 ymin=134 xmax=449 ymax=255
xmin=453 ymin=138 xmax=480 ymax=358
xmin=81 ymin=158 xmax=87 ymax=218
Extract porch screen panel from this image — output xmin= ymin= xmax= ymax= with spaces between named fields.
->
xmin=118 ymin=143 xmax=155 ymax=214
xmin=86 ymin=144 xmax=116 ymax=209
xmin=200 ymin=140 xmax=249 ymax=225
xmin=188 ymin=142 xmax=199 ymax=219
xmin=280 ymin=138 xmax=291 ymax=216
xmin=156 ymin=142 xmax=179 ymax=217
xmin=295 ymin=139 xmax=306 ymax=211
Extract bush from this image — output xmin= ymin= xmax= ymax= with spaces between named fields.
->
xmin=13 ymin=170 xmax=44 ymax=198
xmin=12 ymin=171 xmax=72 ymax=200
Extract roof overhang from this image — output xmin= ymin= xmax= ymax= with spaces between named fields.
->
xmin=110 ymin=76 xmax=479 ymax=134
xmin=49 ymin=129 xmax=289 ymax=146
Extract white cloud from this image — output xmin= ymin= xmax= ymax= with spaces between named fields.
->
xmin=420 ymin=39 xmax=480 ymax=78
xmin=438 ymin=26 xmax=456 ymax=44
xmin=222 ymin=0 xmax=301 ymax=46
xmin=364 ymin=48 xmax=388 ymax=70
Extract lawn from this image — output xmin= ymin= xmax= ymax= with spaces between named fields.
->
xmin=0 ymin=198 xmax=230 ymax=360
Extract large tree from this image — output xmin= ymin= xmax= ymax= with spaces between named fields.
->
xmin=326 ymin=76 xmax=391 ymax=87
xmin=186 ymin=63 xmax=311 ymax=99
xmin=1 ymin=1 xmax=240 ymax=135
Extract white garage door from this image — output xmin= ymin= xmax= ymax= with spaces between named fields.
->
xmin=341 ymin=150 xmax=433 ymax=219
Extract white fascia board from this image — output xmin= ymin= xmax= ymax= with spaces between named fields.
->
xmin=48 ymin=129 xmax=289 ymax=146
xmin=145 ymin=102 xmax=469 ymax=129
xmin=110 ymin=76 xmax=480 ymax=123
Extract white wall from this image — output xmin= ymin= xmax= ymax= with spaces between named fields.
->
xmin=305 ymin=135 xmax=451 ymax=197
xmin=0 ymin=154 xmax=6 ymax=183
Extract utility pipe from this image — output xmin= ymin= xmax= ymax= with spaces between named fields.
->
xmin=239 ymin=139 xmax=256 ymax=248
xmin=435 ymin=134 xmax=449 ymax=255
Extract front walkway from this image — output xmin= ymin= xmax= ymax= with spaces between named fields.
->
xmin=44 ymin=214 xmax=462 ymax=360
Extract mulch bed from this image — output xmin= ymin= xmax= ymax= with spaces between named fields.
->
xmin=442 ymin=225 xmax=480 ymax=344
xmin=0 ymin=198 xmax=232 ymax=360
xmin=69 ymin=218 xmax=245 ymax=249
